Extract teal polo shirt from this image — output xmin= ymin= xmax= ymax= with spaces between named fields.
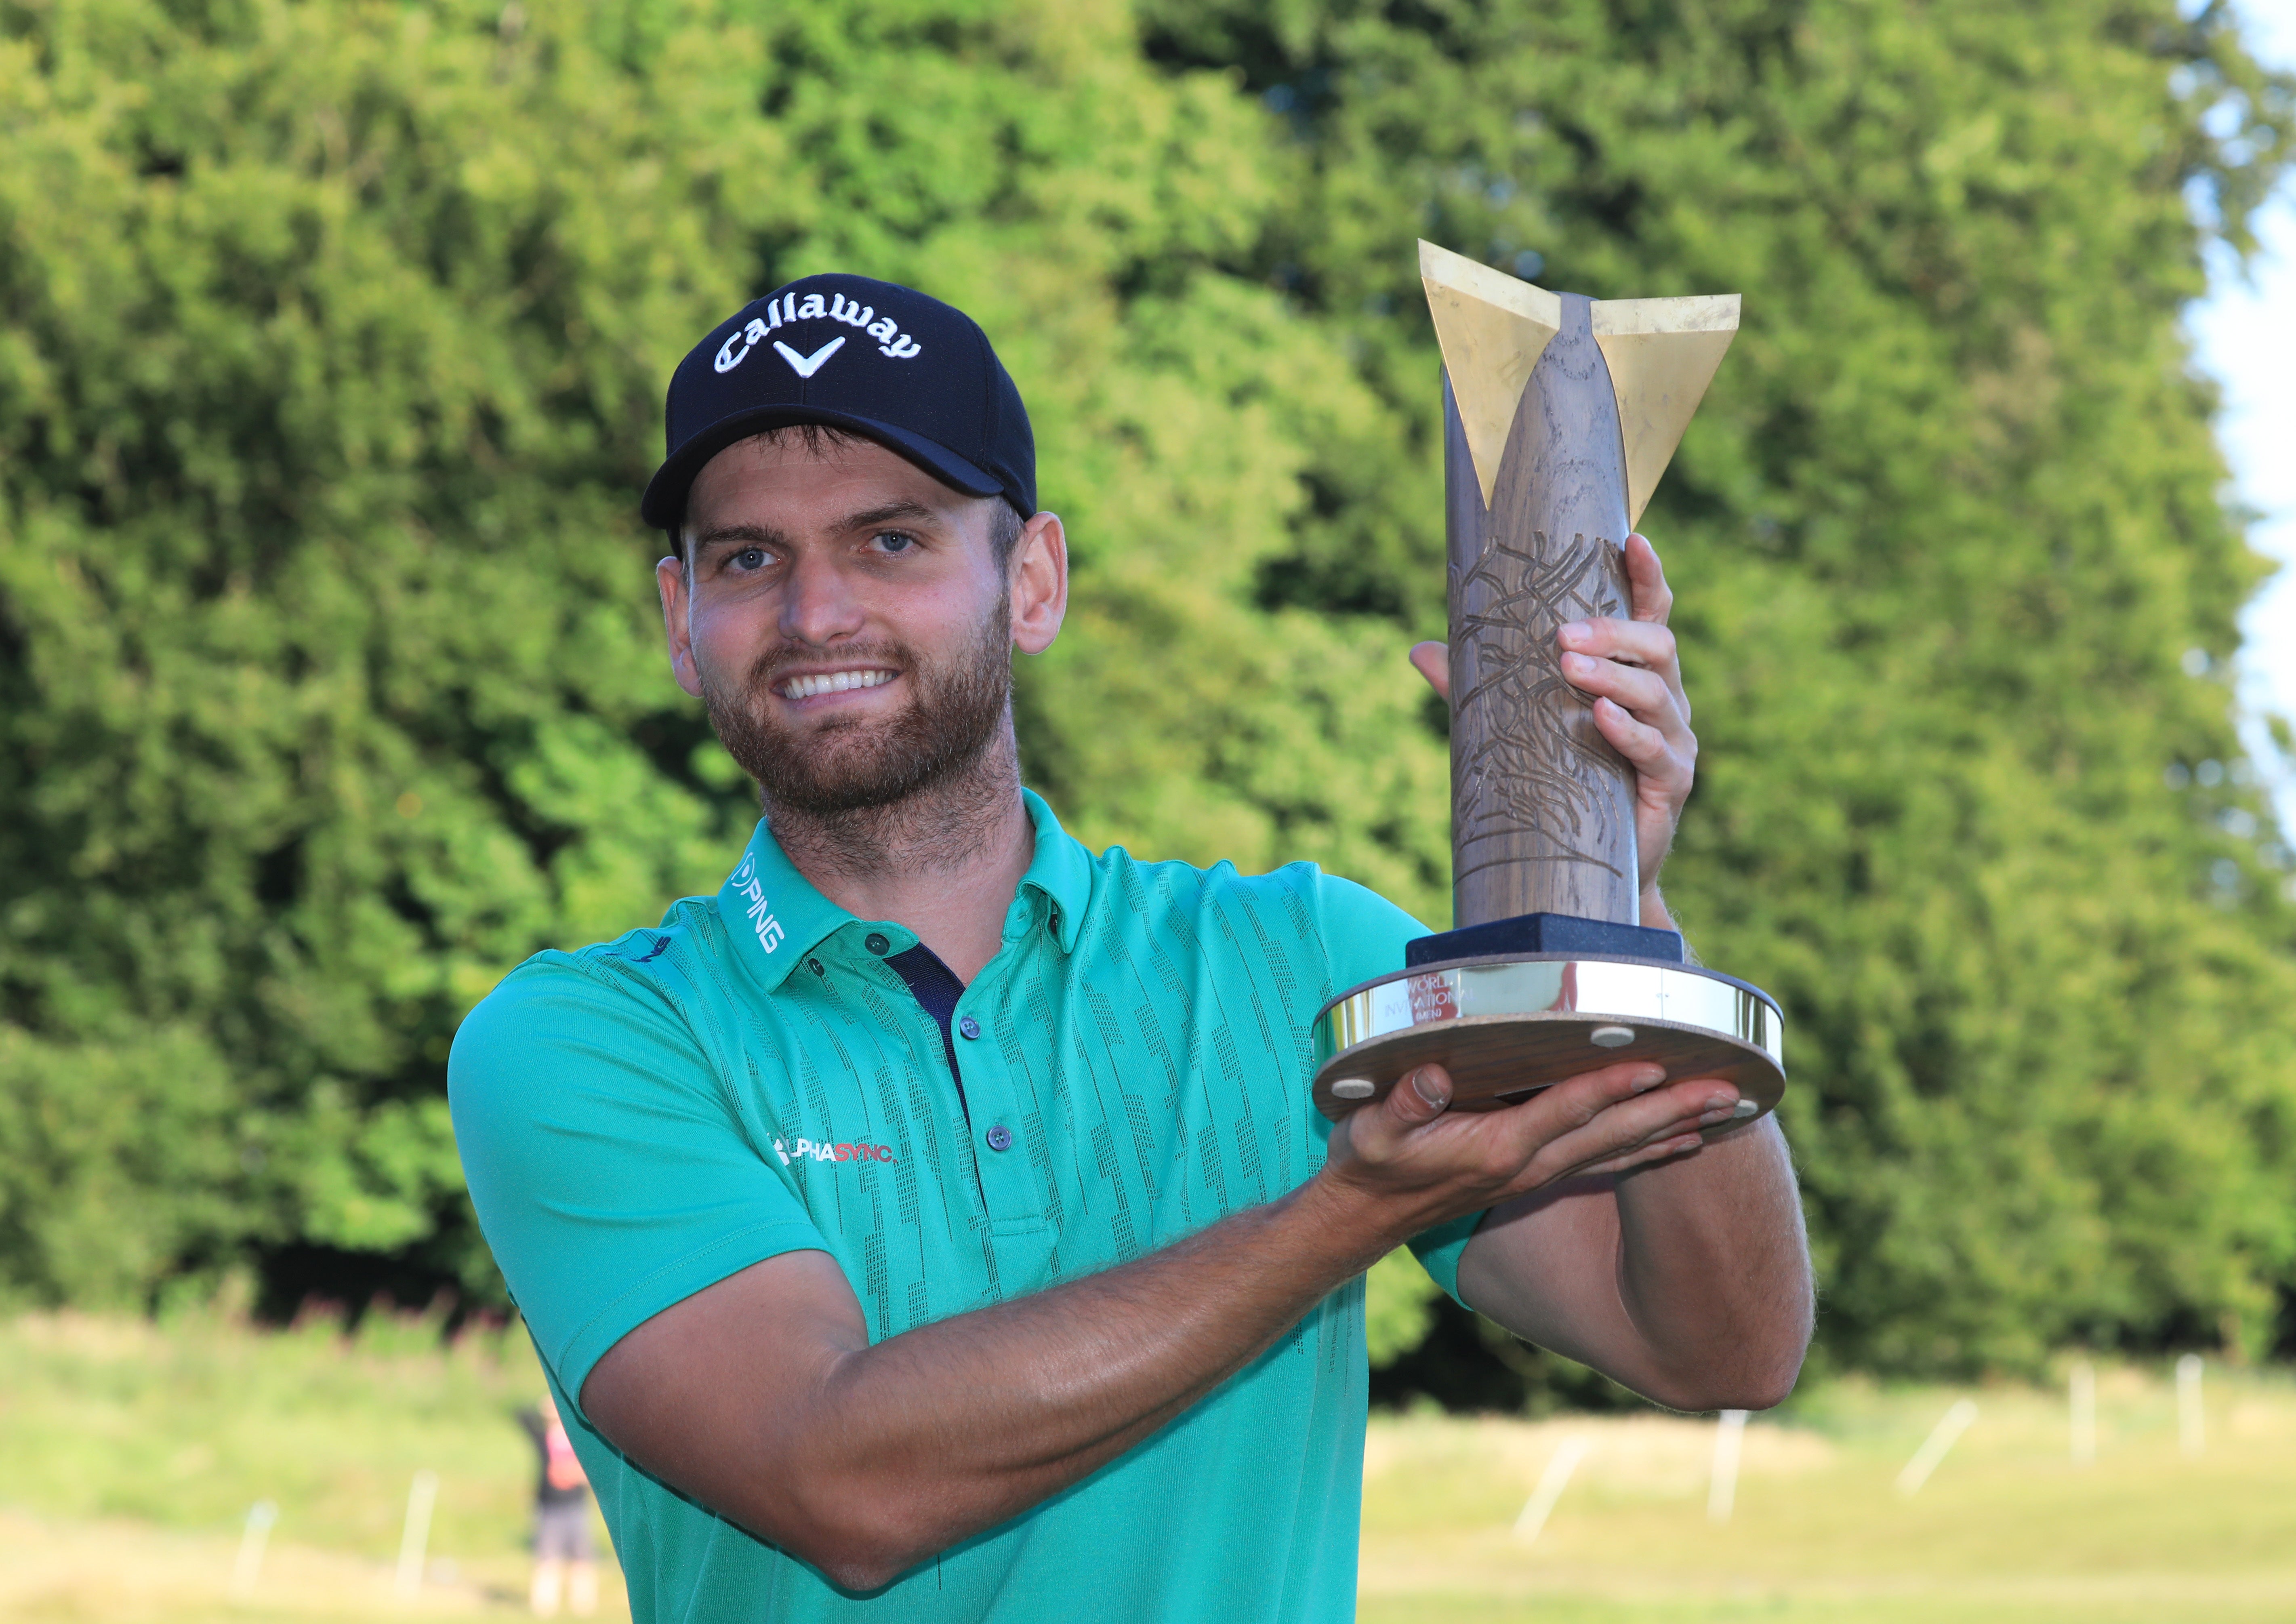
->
xmin=451 ymin=791 xmax=1474 ymax=1624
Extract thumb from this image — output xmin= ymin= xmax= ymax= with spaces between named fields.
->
xmin=1382 ymin=1064 xmax=1453 ymax=1129
xmin=1408 ymin=642 xmax=1450 ymax=701
xmin=1330 ymin=1063 xmax=1456 ymax=1171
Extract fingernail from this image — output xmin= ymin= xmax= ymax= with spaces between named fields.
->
xmin=1699 ymin=1105 xmax=1737 ymax=1126
xmin=1558 ymin=621 xmax=1589 ymax=647
xmin=1731 ymin=1099 xmax=1760 ymax=1119
xmin=1411 ymin=1068 xmax=1451 ymax=1110
xmin=1632 ymin=1067 xmax=1667 ymax=1092
xmin=1705 ymin=1092 xmax=1737 ymax=1115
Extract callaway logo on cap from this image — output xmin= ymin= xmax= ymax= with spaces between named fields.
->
xmin=641 ymin=273 xmax=1036 ymax=532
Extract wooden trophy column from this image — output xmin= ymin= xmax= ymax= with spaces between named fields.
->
xmin=1444 ymin=292 xmax=1639 ymax=931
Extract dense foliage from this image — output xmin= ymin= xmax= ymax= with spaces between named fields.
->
xmin=2 ymin=0 xmax=2292 ymax=1382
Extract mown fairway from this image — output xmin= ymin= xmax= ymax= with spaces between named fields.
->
xmin=0 ymin=1306 xmax=617 ymax=1623
xmin=1358 ymin=1374 xmax=2296 ymax=1622
xmin=4 ymin=1310 xmax=2292 ymax=1622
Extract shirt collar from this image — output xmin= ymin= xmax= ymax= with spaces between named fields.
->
xmin=716 ymin=788 xmax=1092 ymax=991
xmin=1016 ymin=788 xmax=1092 ymax=955
xmin=717 ymin=822 xmax=849 ymax=991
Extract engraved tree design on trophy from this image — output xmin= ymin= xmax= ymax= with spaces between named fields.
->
xmin=1451 ymin=528 xmax=1631 ymax=882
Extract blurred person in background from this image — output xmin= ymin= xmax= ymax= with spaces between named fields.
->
xmin=518 ymin=1391 xmax=598 ymax=1617
xmin=452 ymin=273 xmax=1814 ymax=1622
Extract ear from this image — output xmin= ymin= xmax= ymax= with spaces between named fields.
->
xmin=1009 ymin=512 xmax=1068 ymax=656
xmin=658 ymin=553 xmax=705 ymax=698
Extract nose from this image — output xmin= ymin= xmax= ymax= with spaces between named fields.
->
xmin=778 ymin=548 xmax=866 ymax=647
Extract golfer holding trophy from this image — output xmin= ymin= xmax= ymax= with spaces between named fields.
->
xmin=455 ymin=256 xmax=1812 ymax=1624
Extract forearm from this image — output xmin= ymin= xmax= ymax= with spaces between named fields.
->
xmin=1597 ymin=904 xmax=1809 ymax=1402
xmin=1611 ymin=1116 xmax=1811 ymax=1406
xmin=1460 ymin=1124 xmax=1811 ymax=1412
xmin=739 ymin=1175 xmax=1400 ymax=1585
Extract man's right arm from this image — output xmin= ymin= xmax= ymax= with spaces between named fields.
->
xmin=578 ymin=1058 xmax=1725 ymax=1592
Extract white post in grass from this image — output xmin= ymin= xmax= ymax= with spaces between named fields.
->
xmin=395 ymin=1470 xmax=439 ymax=1600
xmin=2176 ymin=1355 xmax=2204 ymax=1459
xmin=1707 ymin=1409 xmax=1749 ymax=1525
xmin=1512 ymin=1436 xmax=1590 ymax=1544
xmin=2069 ymin=1360 xmax=2096 ymax=1467
xmin=1895 ymin=1399 xmax=1978 ymax=1498
xmin=229 ymin=1500 xmax=277 ymax=1600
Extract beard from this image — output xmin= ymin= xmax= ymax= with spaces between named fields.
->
xmin=699 ymin=591 xmax=1014 ymax=819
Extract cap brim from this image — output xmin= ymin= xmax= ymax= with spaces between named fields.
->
xmin=641 ymin=406 xmax=1003 ymax=531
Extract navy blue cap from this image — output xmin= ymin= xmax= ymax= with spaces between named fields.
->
xmin=642 ymin=274 xmax=1036 ymax=531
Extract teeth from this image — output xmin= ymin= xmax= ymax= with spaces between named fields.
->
xmin=784 ymin=669 xmax=893 ymax=699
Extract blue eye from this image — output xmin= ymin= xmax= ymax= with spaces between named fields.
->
xmin=735 ymin=547 xmax=766 ymax=570
xmin=876 ymin=532 xmax=915 ymax=554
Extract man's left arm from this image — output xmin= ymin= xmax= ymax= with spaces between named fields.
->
xmin=1409 ymin=532 xmax=1815 ymax=1412
xmin=1452 ymin=1027 xmax=1810 ymax=1412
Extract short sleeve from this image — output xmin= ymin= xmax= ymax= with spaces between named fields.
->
xmin=1312 ymin=873 xmax=1433 ymax=995
xmin=1310 ymin=874 xmax=1486 ymax=1306
xmin=449 ymin=955 xmax=828 ymax=1413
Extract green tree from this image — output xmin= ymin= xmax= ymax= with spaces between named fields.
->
xmin=0 ymin=0 xmax=1447 ymax=1309
xmin=7 ymin=0 xmax=2296 ymax=1388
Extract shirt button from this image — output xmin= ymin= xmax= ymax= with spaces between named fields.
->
xmin=958 ymin=1016 xmax=981 ymax=1040
xmin=865 ymin=932 xmax=890 ymax=955
xmin=986 ymin=1124 xmax=1013 ymax=1152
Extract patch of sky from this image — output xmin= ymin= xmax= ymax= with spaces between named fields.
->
xmin=2190 ymin=1 xmax=2296 ymax=825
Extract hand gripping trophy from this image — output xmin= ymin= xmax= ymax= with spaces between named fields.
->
xmin=1311 ymin=241 xmax=1785 ymax=1125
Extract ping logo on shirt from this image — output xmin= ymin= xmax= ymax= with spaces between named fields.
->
xmin=714 ymin=290 xmax=923 ymax=374
xmin=728 ymin=855 xmax=785 ymax=954
xmin=774 ymin=1137 xmax=898 ymax=1166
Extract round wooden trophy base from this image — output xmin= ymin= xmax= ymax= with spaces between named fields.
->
xmin=1310 ymin=955 xmax=1785 ymax=1128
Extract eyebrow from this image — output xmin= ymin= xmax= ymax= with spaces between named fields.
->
xmin=837 ymin=499 xmax=941 ymax=532
xmin=687 ymin=501 xmax=944 ymax=560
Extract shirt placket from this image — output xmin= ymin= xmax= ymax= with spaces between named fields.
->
xmin=953 ymin=900 xmax=1052 ymax=1254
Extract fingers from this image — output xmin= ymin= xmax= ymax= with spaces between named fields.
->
xmin=1558 ymin=615 xmax=1678 ymax=679
xmin=1590 ymin=696 xmax=1677 ymax=778
xmin=1623 ymin=533 xmax=1674 ymax=625
xmin=1479 ymin=1063 xmax=1685 ymax=1166
xmin=1553 ymin=539 xmax=1697 ymax=896
xmin=1557 ymin=616 xmax=1687 ymax=717
xmin=1561 ymin=644 xmax=1693 ymax=800
xmin=1571 ymin=1132 xmax=1707 ymax=1179
xmin=1408 ymin=641 xmax=1450 ymax=702
xmin=1325 ymin=1056 xmax=1745 ymax=1227
xmin=1561 ymin=646 xmax=1680 ymax=722
xmin=1496 ymin=1073 xmax=1742 ymax=1193
xmin=1566 ymin=1080 xmax=1750 ymax=1176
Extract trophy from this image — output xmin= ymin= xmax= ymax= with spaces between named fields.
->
xmin=1312 ymin=242 xmax=1785 ymax=1127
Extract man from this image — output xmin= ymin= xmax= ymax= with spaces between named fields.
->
xmin=517 ymin=1391 xmax=600 ymax=1618
xmin=451 ymin=273 xmax=1812 ymax=1623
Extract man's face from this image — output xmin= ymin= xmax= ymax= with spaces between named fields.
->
xmin=659 ymin=432 xmax=1062 ymax=814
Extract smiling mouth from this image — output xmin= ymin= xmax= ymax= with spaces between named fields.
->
xmin=778 ymin=669 xmax=897 ymax=700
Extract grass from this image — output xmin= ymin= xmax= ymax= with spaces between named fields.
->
xmin=2 ymin=1307 xmax=2292 ymax=1621
xmin=0 ymin=1302 xmax=622 ymax=1623
xmin=1358 ymin=1367 xmax=2296 ymax=1622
